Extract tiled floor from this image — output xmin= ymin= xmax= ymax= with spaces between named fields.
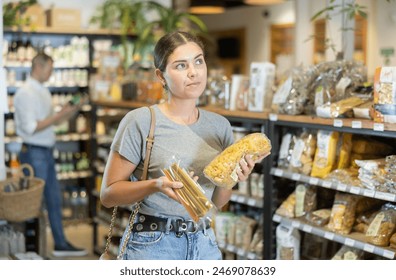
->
xmin=46 ymin=221 xmax=107 ymax=260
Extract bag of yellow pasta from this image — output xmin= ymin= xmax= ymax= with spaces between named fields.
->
xmin=366 ymin=203 xmax=396 ymax=247
xmin=327 ymin=192 xmax=359 ymax=235
xmin=311 ymin=130 xmax=339 ymax=178
xmin=204 ymin=133 xmax=271 ymax=189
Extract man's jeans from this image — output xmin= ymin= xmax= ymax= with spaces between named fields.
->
xmin=20 ymin=144 xmax=68 ymax=248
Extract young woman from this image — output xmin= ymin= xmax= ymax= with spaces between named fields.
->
xmin=100 ymin=31 xmax=262 ymax=260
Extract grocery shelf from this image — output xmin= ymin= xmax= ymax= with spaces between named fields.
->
xmin=271 ymin=167 xmax=396 ymax=203
xmin=273 ymin=214 xmax=396 ymax=260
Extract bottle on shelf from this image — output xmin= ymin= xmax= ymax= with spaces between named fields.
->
xmin=9 ymin=152 xmax=20 ymax=178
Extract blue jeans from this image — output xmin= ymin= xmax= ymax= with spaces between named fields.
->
xmin=19 ymin=144 xmax=68 ymax=248
xmin=121 ymin=225 xmax=222 ymax=260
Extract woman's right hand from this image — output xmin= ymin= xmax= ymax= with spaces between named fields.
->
xmin=155 ymin=176 xmax=183 ymax=202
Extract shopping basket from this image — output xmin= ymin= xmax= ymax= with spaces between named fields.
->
xmin=0 ymin=164 xmax=45 ymax=222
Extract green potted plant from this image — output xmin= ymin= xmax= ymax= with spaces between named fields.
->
xmin=2 ymin=0 xmax=37 ymax=28
xmin=90 ymin=0 xmax=207 ymax=67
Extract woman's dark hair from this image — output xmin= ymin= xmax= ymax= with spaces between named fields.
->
xmin=154 ymin=31 xmax=205 ymax=72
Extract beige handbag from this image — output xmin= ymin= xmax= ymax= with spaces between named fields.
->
xmin=100 ymin=107 xmax=156 ymax=260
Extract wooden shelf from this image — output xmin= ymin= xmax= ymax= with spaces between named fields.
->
xmin=3 ymin=26 xmax=131 ymax=36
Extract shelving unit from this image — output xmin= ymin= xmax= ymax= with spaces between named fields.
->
xmin=2 ymin=27 xmax=135 ymax=256
xmin=266 ymin=113 xmax=396 ymax=260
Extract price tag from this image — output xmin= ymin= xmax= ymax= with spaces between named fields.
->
xmin=324 ymin=232 xmax=335 ymax=240
xmin=363 ymin=189 xmax=375 ymax=197
xmin=309 ymin=177 xmax=320 ymax=185
xmin=351 ymin=121 xmax=362 ymax=129
xmin=291 ymin=173 xmax=301 ymax=181
xmin=247 ymin=252 xmax=256 ymax=260
xmin=333 ymin=119 xmax=343 ymax=127
xmin=237 ymin=248 xmax=245 ymax=255
xmin=236 ymin=195 xmax=245 ymax=203
xmin=303 ymin=224 xmax=313 ymax=233
xmin=226 ymin=244 xmax=236 ymax=252
xmin=374 ymin=192 xmax=396 ymax=202
xmin=373 ymin=123 xmax=384 ymax=131
xmin=322 ymin=180 xmax=333 ymax=188
xmin=291 ymin=221 xmax=300 ymax=228
xmin=273 ymin=214 xmax=281 ymax=223
xmin=383 ymin=250 xmax=395 ymax=259
xmin=247 ymin=198 xmax=256 ymax=206
xmin=336 ymin=183 xmax=347 ymax=192
xmin=345 ymin=238 xmax=355 ymax=247
xmin=274 ymin=168 xmax=284 ymax=177
xmin=269 ymin=113 xmax=278 ymax=121
xmin=230 ymin=193 xmax=237 ymax=201
xmin=350 ymin=186 xmax=361 ymax=195
xmin=363 ymin=244 xmax=375 ymax=253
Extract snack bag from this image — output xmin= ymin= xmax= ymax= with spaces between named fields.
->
xmin=204 ymin=133 xmax=271 ymax=189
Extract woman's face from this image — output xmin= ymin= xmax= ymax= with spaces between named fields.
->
xmin=161 ymin=42 xmax=207 ymax=101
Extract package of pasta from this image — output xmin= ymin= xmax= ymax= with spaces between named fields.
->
xmin=288 ymin=130 xmax=317 ymax=175
xmin=203 ymin=133 xmax=271 ymax=189
xmin=310 ymin=130 xmax=340 ymax=178
xmin=390 ymin=232 xmax=396 ymax=249
xmin=294 ymin=183 xmax=317 ymax=217
xmin=331 ymin=245 xmax=364 ymax=260
xmin=336 ymin=133 xmax=353 ymax=169
xmin=275 ymin=191 xmax=296 ymax=218
xmin=327 ymin=192 xmax=359 ymax=235
xmin=304 ymin=208 xmax=331 ymax=227
xmin=366 ymin=203 xmax=396 ymax=247
xmin=162 ymin=159 xmax=215 ymax=223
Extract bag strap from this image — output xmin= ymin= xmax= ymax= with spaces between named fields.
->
xmin=100 ymin=106 xmax=156 ymax=260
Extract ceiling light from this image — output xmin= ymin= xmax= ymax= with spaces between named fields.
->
xmin=189 ymin=0 xmax=225 ymax=14
xmin=244 ymin=0 xmax=284 ymax=5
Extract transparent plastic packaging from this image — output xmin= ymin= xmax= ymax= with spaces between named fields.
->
xmin=204 ymin=133 xmax=271 ymax=189
xmin=366 ymin=203 xmax=396 ymax=247
xmin=331 ymin=245 xmax=364 ymax=260
xmin=162 ymin=160 xmax=215 ymax=224
xmin=327 ymin=192 xmax=359 ymax=235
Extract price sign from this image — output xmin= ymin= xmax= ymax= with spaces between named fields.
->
xmin=351 ymin=121 xmax=362 ymax=129
xmin=309 ymin=177 xmax=320 ymax=185
xmin=333 ymin=119 xmax=343 ymax=127
xmin=269 ymin=113 xmax=278 ymax=121
xmin=373 ymin=123 xmax=384 ymax=131
xmin=324 ymin=232 xmax=335 ymax=240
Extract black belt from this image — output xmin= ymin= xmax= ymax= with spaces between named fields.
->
xmin=22 ymin=143 xmax=52 ymax=150
xmin=132 ymin=214 xmax=211 ymax=237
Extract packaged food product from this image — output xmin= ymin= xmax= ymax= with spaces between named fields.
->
xmin=373 ymin=67 xmax=396 ymax=123
xmin=336 ymin=133 xmax=353 ymax=169
xmin=288 ymin=130 xmax=317 ymax=175
xmin=311 ymin=130 xmax=339 ymax=178
xmin=331 ymin=245 xmax=364 ymax=260
xmin=366 ymin=203 xmax=396 ymax=246
xmin=277 ymin=132 xmax=295 ymax=169
xmin=327 ymin=192 xmax=359 ymax=234
xmin=203 ymin=133 xmax=271 ymax=189
xmin=234 ymin=216 xmax=257 ymax=250
xmin=276 ymin=224 xmax=300 ymax=260
xmin=275 ymin=191 xmax=296 ymax=218
xmin=316 ymin=96 xmax=366 ymax=118
xmin=390 ymin=232 xmax=396 ymax=249
xmin=162 ymin=161 xmax=215 ymax=223
xmin=352 ymin=138 xmax=393 ymax=155
xmin=295 ymin=183 xmax=317 ymax=217
xmin=304 ymin=208 xmax=331 ymax=227
xmin=353 ymin=100 xmax=373 ymax=119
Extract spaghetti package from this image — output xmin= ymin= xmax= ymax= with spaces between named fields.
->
xmin=162 ymin=160 xmax=215 ymax=223
xmin=204 ymin=133 xmax=271 ymax=189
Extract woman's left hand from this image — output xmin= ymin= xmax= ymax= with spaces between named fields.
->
xmin=236 ymin=153 xmax=268 ymax=182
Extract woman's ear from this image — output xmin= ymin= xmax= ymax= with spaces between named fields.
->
xmin=155 ymin=69 xmax=166 ymax=86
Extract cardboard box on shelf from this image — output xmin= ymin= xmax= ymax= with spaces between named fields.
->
xmin=22 ymin=4 xmax=46 ymax=28
xmin=46 ymin=8 xmax=81 ymax=29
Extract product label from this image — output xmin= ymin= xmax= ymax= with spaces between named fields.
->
xmin=295 ymin=184 xmax=306 ymax=217
xmin=272 ymin=77 xmax=292 ymax=104
xmin=290 ymin=139 xmax=305 ymax=168
xmin=279 ymin=133 xmax=292 ymax=160
xmin=366 ymin=212 xmax=385 ymax=237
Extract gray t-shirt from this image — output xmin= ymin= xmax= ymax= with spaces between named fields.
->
xmin=111 ymin=104 xmax=233 ymax=220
